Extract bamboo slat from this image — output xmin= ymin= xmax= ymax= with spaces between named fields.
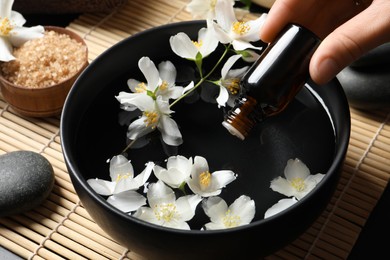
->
xmin=1 ymin=0 xmax=389 ymax=259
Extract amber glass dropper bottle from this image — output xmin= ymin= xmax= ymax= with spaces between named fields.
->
xmin=222 ymin=23 xmax=321 ymax=140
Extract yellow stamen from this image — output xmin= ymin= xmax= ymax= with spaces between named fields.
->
xmin=0 ymin=17 xmax=13 ymax=36
xmin=224 ymin=78 xmax=240 ymax=95
xmin=192 ymin=40 xmax=203 ymax=49
xmin=115 ymin=173 xmax=131 ymax=183
xmin=135 ymin=82 xmax=147 ymax=93
xmin=154 ymin=203 xmax=180 ymax=222
xmin=290 ymin=177 xmax=306 ymax=192
xmin=232 ymin=21 xmax=250 ymax=35
xmin=159 ymin=80 xmax=168 ymax=91
xmin=222 ymin=209 xmax=241 ymax=228
xmin=210 ymin=0 xmax=217 ymax=10
xmin=143 ymin=111 xmax=159 ymax=128
xmin=199 ymin=171 xmax=211 ymax=188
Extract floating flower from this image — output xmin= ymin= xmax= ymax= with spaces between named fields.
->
xmin=211 ymin=0 xmax=267 ymax=51
xmin=270 ymin=158 xmax=325 ymax=200
xmin=185 ymin=0 xmax=235 ymax=19
xmin=0 ymin=0 xmax=44 ymax=61
xmin=153 ymin=155 xmax=193 ymax=189
xmin=133 ymin=180 xmax=202 ymax=230
xmin=116 ymin=57 xmax=185 ymax=111
xmin=187 ymin=156 xmax=236 ymax=197
xmin=264 ymin=197 xmax=298 ymax=219
xmin=215 ymin=54 xmax=248 ymax=107
xmin=202 ymin=195 xmax=255 ymax=229
xmin=87 ymin=155 xmax=154 ymax=212
xmin=123 ymin=95 xmax=183 ymax=146
xmin=170 ymin=25 xmax=219 ymax=61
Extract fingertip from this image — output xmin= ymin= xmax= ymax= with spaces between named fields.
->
xmin=309 ymin=55 xmax=340 ymax=85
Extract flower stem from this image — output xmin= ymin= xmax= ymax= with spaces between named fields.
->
xmin=122 ymin=139 xmax=137 ymax=153
xmin=169 ymin=44 xmax=232 ymax=108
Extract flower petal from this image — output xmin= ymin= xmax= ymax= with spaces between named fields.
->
xmin=157 ymin=115 xmax=183 ymax=146
xmin=0 ymin=0 xmax=13 ymax=18
xmin=87 ymin=178 xmax=115 ymax=196
xmin=9 ymin=25 xmax=44 ymax=47
xmin=227 ymin=66 xmax=249 ymax=79
xmin=239 ymin=13 xmax=267 ymax=42
xmin=202 ymin=196 xmax=227 ymax=223
xmin=109 ymin=155 xmax=134 ymax=180
xmin=127 ymin=78 xmax=142 ymax=93
xmin=147 ymin=180 xmax=176 ymax=207
xmin=215 ymin=0 xmax=236 ymax=32
xmin=0 ymin=36 xmax=15 ymax=61
xmin=229 ymin=195 xmax=255 ymax=224
xmin=133 ymin=207 xmax=160 ymax=224
xmin=10 ymin=10 xmax=26 ymax=26
xmin=107 ymin=190 xmax=147 ymax=212
xmin=284 ymin=158 xmax=311 ymax=180
xmin=138 ymin=57 xmax=160 ymax=91
xmin=170 ymin=32 xmax=198 ymax=60
xmin=116 ymin=91 xmax=154 ymax=111
xmin=198 ymin=27 xmax=219 ymax=57
xmin=232 ymin=40 xmax=261 ymax=51
xmin=127 ymin=117 xmax=154 ymax=140
xmin=211 ymin=170 xmax=236 ymax=189
xmin=211 ymin=21 xmax=232 ymax=44
xmin=175 ymin=194 xmax=202 ymax=221
xmin=158 ymin=60 xmax=176 ymax=86
xmin=182 ymin=81 xmax=195 ymax=94
xmin=221 ymin=54 xmax=242 ymax=79
xmin=264 ymin=198 xmax=298 ymax=219
xmin=192 ymin=156 xmax=209 ymax=174
xmin=216 ymin=86 xmax=229 ymax=108
xmin=270 ymin=176 xmax=296 ymax=197
xmin=133 ymin=161 xmax=154 ymax=187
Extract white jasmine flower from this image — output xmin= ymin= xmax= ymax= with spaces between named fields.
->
xmin=264 ymin=197 xmax=298 ymax=219
xmin=118 ymin=57 xmax=184 ymax=107
xmin=87 ymin=155 xmax=154 ymax=212
xmin=153 ymin=155 xmax=193 ymax=189
xmin=169 ymin=25 xmax=219 ymax=61
xmin=270 ymin=158 xmax=325 ymax=200
xmin=0 ymin=0 xmax=44 ymax=61
xmin=202 ymin=195 xmax=255 ymax=230
xmin=124 ymin=95 xmax=183 ymax=146
xmin=216 ymin=54 xmax=248 ymax=107
xmin=187 ymin=156 xmax=236 ymax=197
xmin=133 ymin=180 xmax=202 ymax=230
xmin=211 ymin=0 xmax=267 ymax=51
xmin=186 ymin=0 xmax=235 ymax=19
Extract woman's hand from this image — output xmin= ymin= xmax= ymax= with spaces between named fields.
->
xmin=260 ymin=0 xmax=390 ymax=85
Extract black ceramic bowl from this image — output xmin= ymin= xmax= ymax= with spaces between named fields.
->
xmin=61 ymin=21 xmax=350 ymax=259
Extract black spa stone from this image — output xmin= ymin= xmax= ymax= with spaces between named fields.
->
xmin=337 ymin=43 xmax=390 ymax=110
xmin=0 ymin=150 xmax=54 ymax=217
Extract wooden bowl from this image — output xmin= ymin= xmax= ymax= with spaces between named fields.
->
xmin=0 ymin=26 xmax=88 ymax=117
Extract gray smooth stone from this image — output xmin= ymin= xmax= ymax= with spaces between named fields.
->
xmin=0 ymin=151 xmax=54 ymax=217
xmin=337 ymin=66 xmax=390 ymax=110
xmin=337 ymin=42 xmax=390 ymax=110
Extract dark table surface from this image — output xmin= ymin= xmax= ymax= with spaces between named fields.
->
xmin=1 ymin=11 xmax=389 ymax=260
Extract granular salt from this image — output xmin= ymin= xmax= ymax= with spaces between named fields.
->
xmin=0 ymin=30 xmax=87 ymax=88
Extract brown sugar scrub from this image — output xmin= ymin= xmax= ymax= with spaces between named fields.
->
xmin=0 ymin=29 xmax=87 ymax=88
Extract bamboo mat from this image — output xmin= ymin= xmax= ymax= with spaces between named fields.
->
xmin=1 ymin=0 xmax=390 ymax=259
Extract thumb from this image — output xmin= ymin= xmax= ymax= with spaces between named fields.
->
xmin=309 ymin=1 xmax=390 ymax=85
